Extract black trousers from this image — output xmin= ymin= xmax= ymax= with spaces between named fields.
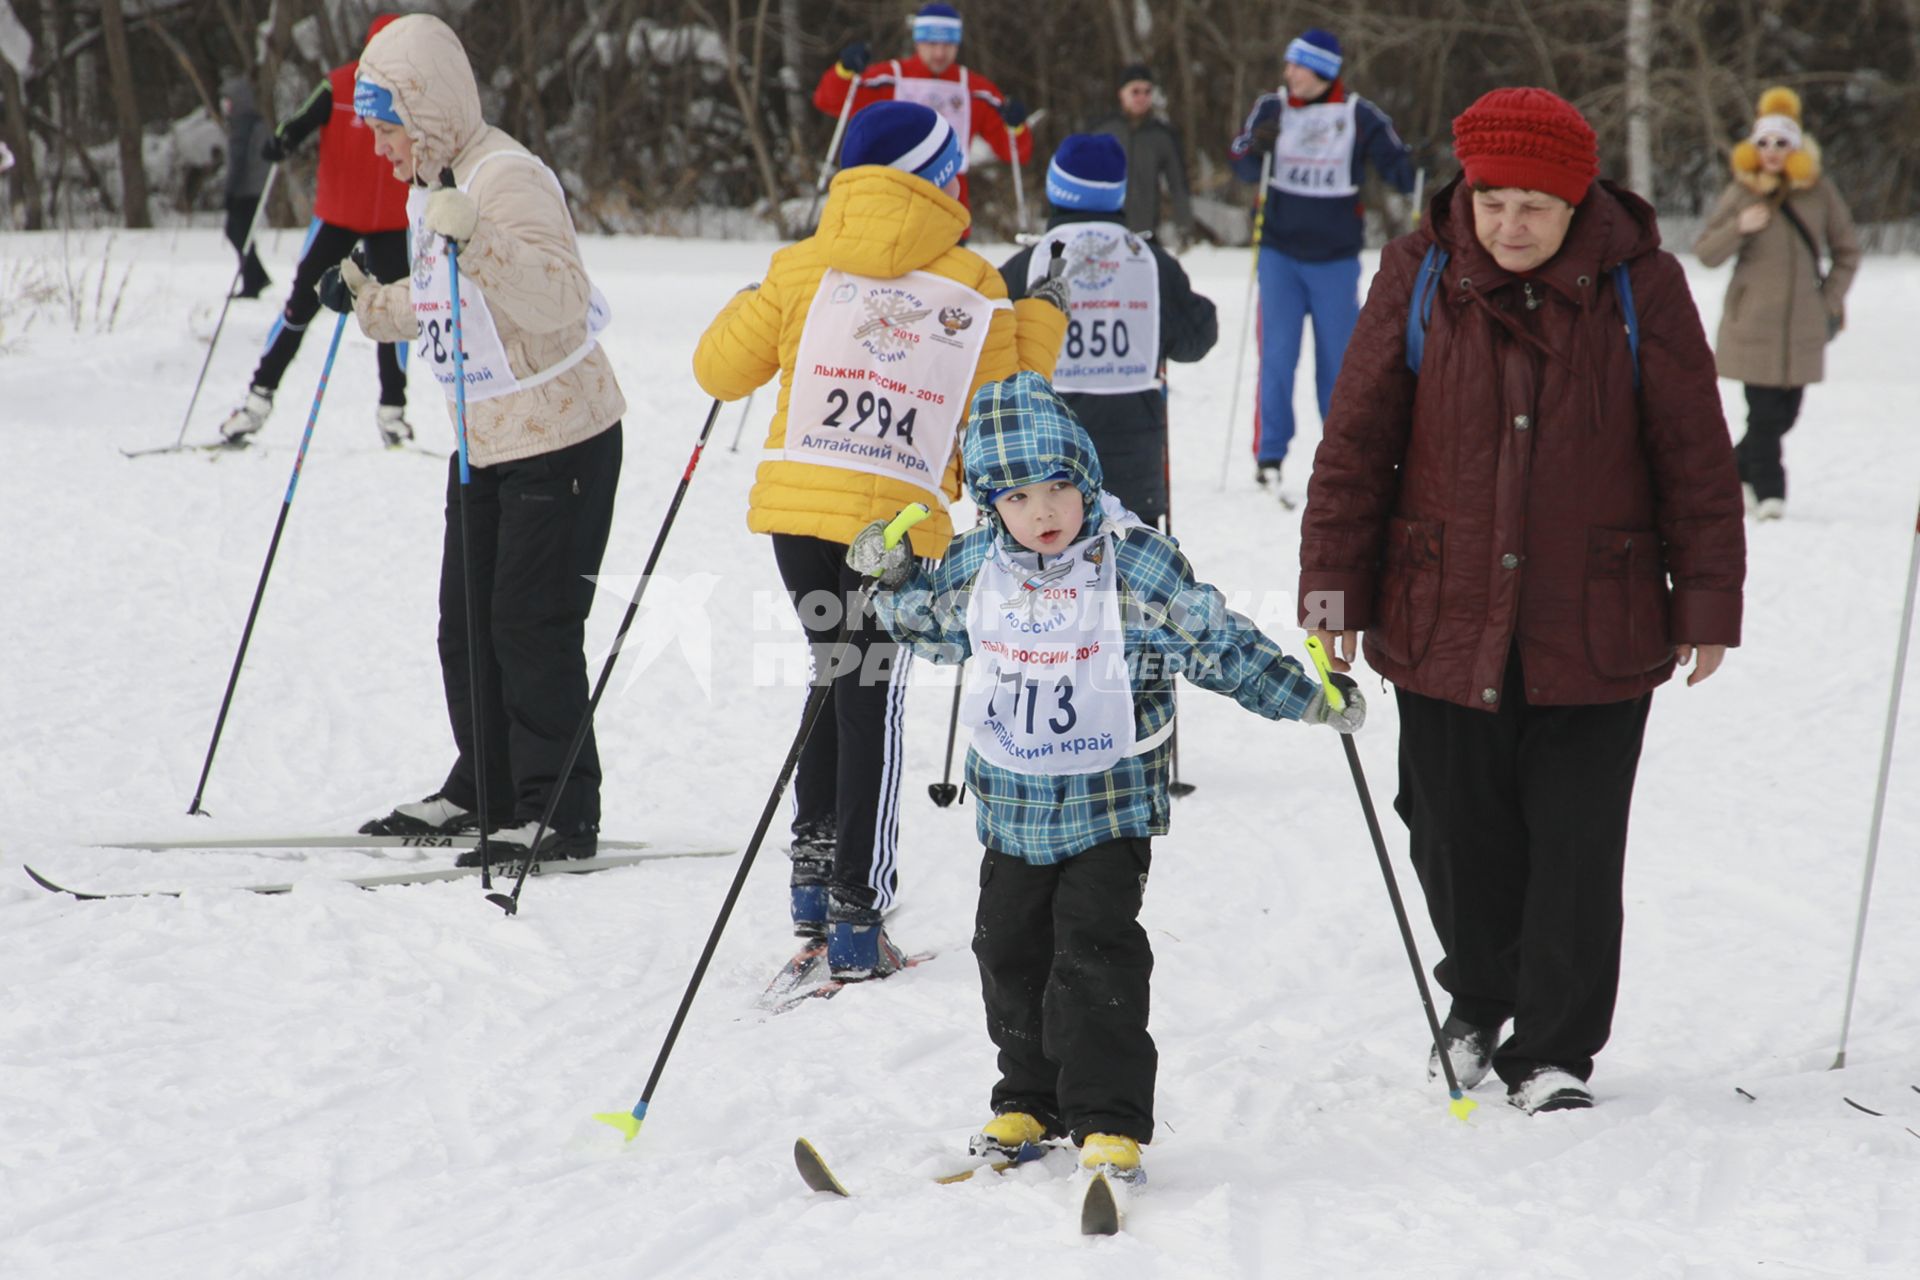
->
xmin=973 ymin=838 xmax=1156 ymax=1144
xmin=1394 ymin=649 xmax=1651 ymax=1087
xmin=253 ymin=222 xmax=410 ymax=406
xmin=437 ymin=424 xmax=621 ymax=829
xmin=224 ymin=195 xmax=271 ymax=297
xmin=1733 ymin=384 xmax=1805 ymax=503
xmin=770 ymin=533 xmax=907 ymax=913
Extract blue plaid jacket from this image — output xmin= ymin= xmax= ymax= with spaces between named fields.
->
xmin=874 ymin=373 xmax=1320 ymax=864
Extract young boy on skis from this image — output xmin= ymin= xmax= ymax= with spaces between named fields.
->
xmin=847 ymin=371 xmax=1365 ymax=1181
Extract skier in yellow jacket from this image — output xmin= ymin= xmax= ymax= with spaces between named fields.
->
xmin=694 ymin=100 xmax=1066 ymax=979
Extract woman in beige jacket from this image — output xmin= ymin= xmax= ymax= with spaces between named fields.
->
xmin=322 ymin=13 xmax=625 ymax=863
xmin=1695 ymin=87 xmax=1860 ymax=521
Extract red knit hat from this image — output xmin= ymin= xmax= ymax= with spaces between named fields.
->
xmin=1452 ymin=87 xmax=1599 ymax=206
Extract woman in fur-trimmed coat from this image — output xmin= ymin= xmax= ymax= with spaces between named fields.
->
xmin=1694 ymin=87 xmax=1860 ymax=520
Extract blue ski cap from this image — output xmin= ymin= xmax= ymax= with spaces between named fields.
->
xmin=841 ymin=101 xmax=963 ymax=191
xmin=912 ymin=3 xmax=962 ymax=45
xmin=1047 ymin=134 xmax=1127 ymax=212
xmin=353 ymin=78 xmax=405 ymax=126
xmin=1285 ymin=29 xmax=1343 ymax=81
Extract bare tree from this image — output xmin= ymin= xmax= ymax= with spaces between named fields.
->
xmin=97 ymin=0 xmax=150 ymax=227
xmin=1625 ymin=0 xmax=1652 ymax=200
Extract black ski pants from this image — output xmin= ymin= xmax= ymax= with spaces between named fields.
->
xmin=1733 ymin=384 xmax=1805 ymax=504
xmin=252 ymin=221 xmax=410 ymax=407
xmin=437 ymin=424 xmax=621 ymax=830
xmin=973 ymin=837 xmax=1156 ymax=1144
xmin=224 ymin=195 xmax=271 ymax=297
xmin=770 ymin=533 xmax=907 ymax=914
xmin=1394 ymin=647 xmax=1652 ymax=1087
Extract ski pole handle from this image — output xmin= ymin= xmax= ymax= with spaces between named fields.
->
xmin=1303 ymin=634 xmax=1346 ymax=713
xmin=883 ymin=503 xmax=932 ymax=548
xmin=1047 ymin=239 xmax=1066 ymax=278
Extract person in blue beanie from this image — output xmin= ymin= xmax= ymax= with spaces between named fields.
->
xmin=998 ymin=134 xmax=1217 ymax=528
xmin=1228 ymin=29 xmax=1413 ymax=494
xmin=845 ymin=371 xmax=1363 ymax=1185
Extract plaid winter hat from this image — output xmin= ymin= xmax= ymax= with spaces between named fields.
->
xmin=1452 ymin=87 xmax=1599 ymax=207
xmin=841 ymin=101 xmax=964 ymax=190
xmin=1046 ymin=134 xmax=1127 ymax=213
xmin=912 ymin=3 xmax=962 ymax=44
xmin=1285 ymin=29 xmax=1342 ymax=81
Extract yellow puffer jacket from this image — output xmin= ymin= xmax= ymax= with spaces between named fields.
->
xmin=693 ymin=166 xmax=1065 ymax=557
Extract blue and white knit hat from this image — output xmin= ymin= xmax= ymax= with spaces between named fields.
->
xmin=1284 ymin=28 xmax=1343 ymax=81
xmin=841 ymin=101 xmax=964 ymax=191
xmin=912 ymin=3 xmax=963 ymax=44
xmin=1045 ymin=134 xmax=1127 ymax=213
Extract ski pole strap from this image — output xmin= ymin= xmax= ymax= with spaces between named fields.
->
xmin=1303 ymin=634 xmax=1345 ymax=712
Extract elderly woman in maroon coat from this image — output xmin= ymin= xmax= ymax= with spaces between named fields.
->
xmin=1297 ymin=89 xmax=1746 ymax=1115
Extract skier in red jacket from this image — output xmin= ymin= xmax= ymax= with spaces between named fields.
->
xmin=219 ymin=14 xmax=415 ymax=446
xmin=813 ymin=3 xmax=1031 ymax=215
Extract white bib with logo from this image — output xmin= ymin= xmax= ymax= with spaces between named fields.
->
xmin=1270 ymin=97 xmax=1359 ymax=198
xmin=962 ymin=503 xmax=1169 ymax=776
xmin=1025 ymin=222 xmax=1161 ymax=395
xmin=891 ymin=65 xmax=973 ymax=172
xmin=781 ymin=268 xmax=999 ymax=499
xmin=408 ymin=151 xmax=611 ymax=403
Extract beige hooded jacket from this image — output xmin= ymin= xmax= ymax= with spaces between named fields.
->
xmin=352 ymin=14 xmax=624 ymax=465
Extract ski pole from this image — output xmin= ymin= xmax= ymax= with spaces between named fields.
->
xmin=1831 ymin=495 xmax=1920 ymax=1069
xmin=170 ymin=163 xmax=281 ymax=451
xmin=185 ymin=307 xmax=345 ymax=815
xmin=804 ymin=75 xmax=861 ymax=231
xmin=441 ymin=168 xmax=497 ymax=888
xmin=1411 ymin=167 xmax=1426 ymax=230
xmin=929 ymin=678 xmax=963 ymax=806
xmin=488 ymin=398 xmax=728 ymax=916
xmin=727 ymin=390 xmax=755 ymax=453
xmin=595 ymin=503 xmax=931 ymax=1141
xmin=1161 ymin=375 xmax=1194 ymax=798
xmin=1010 ymin=138 xmax=1027 ymax=234
xmin=1218 ymin=152 xmax=1272 ymax=491
xmin=1303 ymin=634 xmax=1476 ymax=1121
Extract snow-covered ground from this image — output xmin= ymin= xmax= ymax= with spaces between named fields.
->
xmin=2 ymin=225 xmax=1916 ymax=1279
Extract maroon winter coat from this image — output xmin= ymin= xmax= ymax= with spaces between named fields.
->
xmin=1297 ymin=176 xmax=1746 ymax=711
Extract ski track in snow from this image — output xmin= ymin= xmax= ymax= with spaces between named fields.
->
xmin=1 ymin=227 xmax=1917 ymax=1278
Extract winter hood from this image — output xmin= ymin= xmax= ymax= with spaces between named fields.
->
xmin=815 ymin=165 xmax=972 ymax=279
xmin=355 ymin=13 xmax=484 ymax=183
xmin=962 ymin=373 xmax=1108 ymax=548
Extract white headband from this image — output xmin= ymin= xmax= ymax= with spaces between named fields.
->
xmin=1751 ymin=114 xmax=1802 ymax=149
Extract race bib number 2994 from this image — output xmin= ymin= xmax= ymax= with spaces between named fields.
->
xmin=816 ymin=384 xmax=918 ymax=447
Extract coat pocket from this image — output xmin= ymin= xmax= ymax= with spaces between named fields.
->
xmin=1371 ymin=516 xmax=1445 ymax=667
xmin=1583 ymin=527 xmax=1674 ymax=678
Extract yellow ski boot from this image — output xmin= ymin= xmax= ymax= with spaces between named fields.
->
xmin=968 ymin=1111 xmax=1050 ymax=1161
xmin=1079 ymin=1132 xmax=1144 ymax=1185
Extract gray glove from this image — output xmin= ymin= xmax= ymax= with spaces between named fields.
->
xmin=845 ymin=518 xmax=915 ymax=589
xmin=1302 ymin=673 xmax=1366 ymax=734
xmin=1030 ymin=273 xmax=1070 ymax=316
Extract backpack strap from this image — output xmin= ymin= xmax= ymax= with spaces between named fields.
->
xmin=1610 ymin=263 xmax=1641 ymax=391
xmin=1404 ymin=244 xmax=1447 ymax=376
